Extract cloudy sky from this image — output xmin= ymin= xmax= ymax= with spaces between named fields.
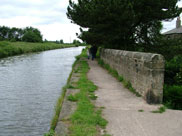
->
xmin=0 ymin=0 xmax=182 ymax=43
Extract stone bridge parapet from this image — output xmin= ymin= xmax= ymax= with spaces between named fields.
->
xmin=100 ymin=49 xmax=165 ymax=104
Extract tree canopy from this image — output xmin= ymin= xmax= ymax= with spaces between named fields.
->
xmin=0 ymin=26 xmax=43 ymax=43
xmin=67 ymin=0 xmax=182 ymax=50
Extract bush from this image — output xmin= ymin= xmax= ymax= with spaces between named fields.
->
xmin=165 ymin=55 xmax=182 ymax=85
xmin=163 ymin=85 xmax=182 ymax=110
xmin=22 ymin=31 xmax=42 ymax=43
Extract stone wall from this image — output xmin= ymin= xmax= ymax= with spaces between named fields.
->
xmin=100 ymin=49 xmax=165 ymax=104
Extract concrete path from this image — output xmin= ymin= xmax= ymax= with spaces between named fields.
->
xmin=87 ymin=60 xmax=182 ymax=136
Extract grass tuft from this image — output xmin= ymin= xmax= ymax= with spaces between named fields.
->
xmin=89 ymin=93 xmax=98 ymax=100
xmin=44 ymin=129 xmax=55 ymax=136
xmin=151 ymin=106 xmax=166 ymax=113
xmin=138 ymin=109 xmax=144 ymax=112
xmin=67 ymin=94 xmax=78 ymax=102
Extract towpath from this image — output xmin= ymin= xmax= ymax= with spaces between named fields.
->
xmin=87 ymin=60 xmax=182 ymax=136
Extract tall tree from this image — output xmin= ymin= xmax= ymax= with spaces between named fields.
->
xmin=67 ymin=0 xmax=182 ymax=50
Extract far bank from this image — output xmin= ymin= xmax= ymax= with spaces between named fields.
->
xmin=0 ymin=41 xmax=78 ymax=59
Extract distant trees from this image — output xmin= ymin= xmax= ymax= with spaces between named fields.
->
xmin=67 ymin=0 xmax=182 ymax=50
xmin=60 ymin=39 xmax=64 ymax=44
xmin=73 ymin=39 xmax=81 ymax=44
xmin=0 ymin=26 xmax=43 ymax=43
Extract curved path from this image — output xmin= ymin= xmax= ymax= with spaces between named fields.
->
xmin=87 ymin=60 xmax=182 ymax=136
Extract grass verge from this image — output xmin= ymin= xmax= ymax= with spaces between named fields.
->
xmin=98 ymin=58 xmax=141 ymax=97
xmin=68 ymin=50 xmax=108 ymax=136
xmin=0 ymin=41 xmax=76 ymax=58
xmin=45 ymin=48 xmax=109 ymax=136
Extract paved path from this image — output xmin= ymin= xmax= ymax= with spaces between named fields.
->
xmin=87 ymin=60 xmax=182 ymax=136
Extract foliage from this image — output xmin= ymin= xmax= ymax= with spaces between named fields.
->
xmin=144 ymin=37 xmax=182 ymax=61
xmin=22 ymin=27 xmax=43 ymax=42
xmin=67 ymin=0 xmax=182 ymax=49
xmin=69 ymin=59 xmax=108 ymax=136
xmin=138 ymin=109 xmax=144 ymax=112
xmin=163 ymin=85 xmax=182 ymax=110
xmin=165 ymin=55 xmax=182 ymax=85
xmin=73 ymin=39 xmax=83 ymax=47
xmin=44 ymin=129 xmax=55 ymax=136
xmin=151 ymin=106 xmax=166 ymax=113
xmin=0 ymin=41 xmax=76 ymax=58
xmin=0 ymin=26 xmax=43 ymax=42
xmin=67 ymin=94 xmax=78 ymax=102
xmin=60 ymin=39 xmax=64 ymax=44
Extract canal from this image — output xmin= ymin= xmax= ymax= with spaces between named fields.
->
xmin=0 ymin=47 xmax=84 ymax=136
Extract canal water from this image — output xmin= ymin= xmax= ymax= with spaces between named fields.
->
xmin=0 ymin=47 xmax=84 ymax=136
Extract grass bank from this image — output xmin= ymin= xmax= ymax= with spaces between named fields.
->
xmin=0 ymin=41 xmax=76 ymax=58
xmin=45 ymin=49 xmax=109 ymax=136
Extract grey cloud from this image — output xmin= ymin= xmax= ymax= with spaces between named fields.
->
xmin=0 ymin=0 xmax=69 ymax=25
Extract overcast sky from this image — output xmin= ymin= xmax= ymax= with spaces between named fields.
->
xmin=0 ymin=0 xmax=182 ymax=43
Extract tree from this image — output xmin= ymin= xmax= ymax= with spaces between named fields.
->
xmin=67 ymin=0 xmax=182 ymax=50
xmin=9 ymin=27 xmax=23 ymax=41
xmin=0 ymin=26 xmax=42 ymax=42
xmin=22 ymin=27 xmax=43 ymax=42
xmin=73 ymin=39 xmax=81 ymax=44
xmin=0 ymin=26 xmax=10 ymax=40
xmin=60 ymin=39 xmax=64 ymax=44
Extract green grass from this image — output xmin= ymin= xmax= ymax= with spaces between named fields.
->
xmin=0 ymin=41 xmax=76 ymax=58
xmin=45 ymin=49 xmax=109 ymax=136
xmin=138 ymin=109 xmax=144 ymax=112
xmin=69 ymin=60 xmax=108 ymax=136
xmin=98 ymin=59 xmax=141 ymax=97
xmin=67 ymin=94 xmax=79 ymax=102
xmin=151 ymin=106 xmax=166 ymax=113
xmin=67 ymin=84 xmax=77 ymax=89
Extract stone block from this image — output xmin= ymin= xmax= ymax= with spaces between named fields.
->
xmin=100 ymin=48 xmax=165 ymax=104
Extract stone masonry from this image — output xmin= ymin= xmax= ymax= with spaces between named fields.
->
xmin=100 ymin=49 xmax=165 ymax=104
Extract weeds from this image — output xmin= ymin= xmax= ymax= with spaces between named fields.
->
xmin=67 ymin=84 xmax=77 ymax=89
xmin=69 ymin=58 xmax=108 ymax=135
xmin=44 ymin=129 xmax=55 ymax=136
xmin=138 ymin=109 xmax=144 ymax=112
xmin=89 ymin=93 xmax=98 ymax=100
xmin=151 ymin=106 xmax=166 ymax=113
xmin=67 ymin=94 xmax=78 ymax=102
xmin=98 ymin=59 xmax=141 ymax=97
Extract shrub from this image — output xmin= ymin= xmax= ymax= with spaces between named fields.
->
xmin=163 ymin=85 xmax=182 ymax=110
xmin=165 ymin=55 xmax=182 ymax=85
